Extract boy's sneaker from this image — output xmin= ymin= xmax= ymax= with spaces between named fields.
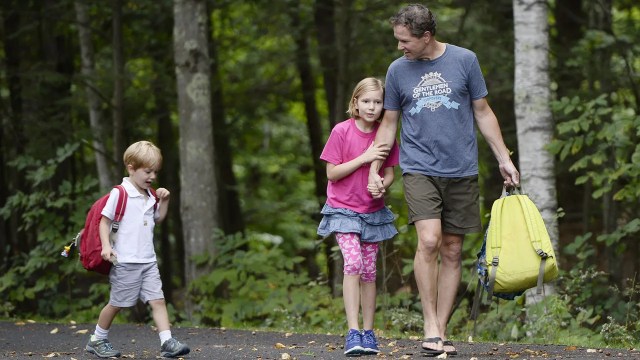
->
xmin=361 ymin=329 xmax=380 ymax=354
xmin=160 ymin=337 xmax=190 ymax=358
xmin=344 ymin=329 xmax=364 ymax=356
xmin=86 ymin=336 xmax=121 ymax=358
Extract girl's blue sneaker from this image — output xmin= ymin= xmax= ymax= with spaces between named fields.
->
xmin=361 ymin=329 xmax=380 ymax=354
xmin=344 ymin=329 xmax=364 ymax=356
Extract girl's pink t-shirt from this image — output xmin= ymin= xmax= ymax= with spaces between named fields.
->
xmin=321 ymin=118 xmax=400 ymax=213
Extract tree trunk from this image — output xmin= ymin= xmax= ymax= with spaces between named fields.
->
xmin=2 ymin=0 xmax=29 ymax=257
xmin=209 ymin=8 xmax=244 ymax=236
xmin=313 ymin=0 xmax=338 ymax=128
xmin=173 ymin=0 xmax=219 ymax=316
xmin=288 ymin=2 xmax=325 ymax=282
xmin=112 ymin=0 xmax=125 ymax=166
xmin=513 ymin=0 xmax=558 ymax=301
xmin=75 ymin=0 xmax=113 ymax=189
xmin=333 ymin=0 xmax=351 ymax=125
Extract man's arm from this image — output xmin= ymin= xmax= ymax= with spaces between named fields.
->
xmin=473 ymin=98 xmax=519 ymax=186
xmin=368 ymin=110 xmax=400 ymax=198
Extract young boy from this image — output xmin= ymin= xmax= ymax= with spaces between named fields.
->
xmin=85 ymin=140 xmax=189 ymax=358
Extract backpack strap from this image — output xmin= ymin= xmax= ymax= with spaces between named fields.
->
xmin=111 ymin=185 xmax=128 ymax=233
xmin=148 ymin=187 xmax=159 ymax=211
xmin=515 ymin=194 xmax=550 ymax=295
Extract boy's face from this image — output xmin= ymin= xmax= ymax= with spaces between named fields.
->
xmin=127 ymin=164 xmax=157 ymax=192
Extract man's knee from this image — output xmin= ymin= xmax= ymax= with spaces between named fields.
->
xmin=440 ymin=237 xmax=463 ymax=263
xmin=416 ymin=232 xmax=441 ymax=253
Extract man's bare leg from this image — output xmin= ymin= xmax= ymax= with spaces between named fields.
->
xmin=414 ymin=219 xmax=443 ymax=351
xmin=437 ymin=232 xmax=463 ymax=354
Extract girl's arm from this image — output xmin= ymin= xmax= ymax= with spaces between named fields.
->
xmin=326 ymin=142 xmax=389 ymax=182
xmin=381 ymin=166 xmax=395 ymax=190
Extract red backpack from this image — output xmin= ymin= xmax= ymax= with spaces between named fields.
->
xmin=63 ymin=185 xmax=157 ymax=275
xmin=78 ymin=185 xmax=128 ymax=275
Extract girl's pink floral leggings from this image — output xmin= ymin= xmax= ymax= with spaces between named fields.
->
xmin=335 ymin=232 xmax=379 ymax=283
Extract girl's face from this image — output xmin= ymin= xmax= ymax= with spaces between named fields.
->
xmin=355 ymin=89 xmax=384 ymax=123
xmin=127 ymin=165 xmax=157 ymax=193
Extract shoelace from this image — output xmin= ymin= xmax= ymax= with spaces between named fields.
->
xmin=347 ymin=331 xmax=360 ymax=342
xmin=96 ymin=340 xmax=115 ymax=351
xmin=362 ymin=332 xmax=376 ymax=345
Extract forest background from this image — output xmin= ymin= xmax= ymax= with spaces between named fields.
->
xmin=1 ymin=0 xmax=639 ymax=350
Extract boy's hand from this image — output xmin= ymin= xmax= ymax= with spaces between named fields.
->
xmin=156 ymin=188 xmax=170 ymax=200
xmin=101 ymin=244 xmax=116 ymax=262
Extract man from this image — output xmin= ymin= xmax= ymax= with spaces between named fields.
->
xmin=368 ymin=4 xmax=519 ymax=357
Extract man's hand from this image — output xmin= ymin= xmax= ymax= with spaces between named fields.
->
xmin=499 ymin=161 xmax=520 ymax=187
xmin=368 ymin=172 xmax=385 ymax=199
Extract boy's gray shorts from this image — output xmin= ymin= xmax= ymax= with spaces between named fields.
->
xmin=108 ymin=262 xmax=165 ymax=307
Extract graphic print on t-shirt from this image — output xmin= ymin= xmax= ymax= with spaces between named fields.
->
xmin=410 ymin=72 xmax=460 ymax=115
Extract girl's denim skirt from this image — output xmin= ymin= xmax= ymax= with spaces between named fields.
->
xmin=317 ymin=204 xmax=398 ymax=242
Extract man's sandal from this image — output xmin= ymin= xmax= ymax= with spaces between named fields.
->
xmin=443 ymin=340 xmax=458 ymax=356
xmin=420 ymin=337 xmax=444 ymax=357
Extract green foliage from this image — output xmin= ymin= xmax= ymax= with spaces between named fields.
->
xmin=0 ymin=143 xmax=115 ymax=320
xmin=189 ymin=232 xmax=340 ymax=331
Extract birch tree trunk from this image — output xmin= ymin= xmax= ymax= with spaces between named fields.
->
xmin=75 ymin=0 xmax=113 ymax=189
xmin=513 ymin=0 xmax=558 ymax=300
xmin=173 ymin=0 xmax=219 ymax=311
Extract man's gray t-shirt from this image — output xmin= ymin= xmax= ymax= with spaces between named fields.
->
xmin=384 ymin=44 xmax=488 ymax=177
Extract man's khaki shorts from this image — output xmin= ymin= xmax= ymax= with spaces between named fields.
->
xmin=403 ymin=173 xmax=482 ymax=234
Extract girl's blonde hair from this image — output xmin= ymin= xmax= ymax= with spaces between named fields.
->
xmin=123 ymin=140 xmax=163 ymax=170
xmin=347 ymin=77 xmax=385 ymax=120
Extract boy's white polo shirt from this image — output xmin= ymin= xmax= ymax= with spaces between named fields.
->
xmin=101 ymin=177 xmax=158 ymax=264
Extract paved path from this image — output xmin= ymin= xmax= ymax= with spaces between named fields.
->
xmin=1 ymin=321 xmax=638 ymax=359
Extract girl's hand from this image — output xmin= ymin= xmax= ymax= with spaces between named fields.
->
xmin=359 ymin=142 xmax=390 ymax=165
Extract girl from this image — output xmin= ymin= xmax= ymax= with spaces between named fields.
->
xmin=317 ymin=77 xmax=399 ymax=356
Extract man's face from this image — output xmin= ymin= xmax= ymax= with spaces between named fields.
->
xmin=393 ymin=25 xmax=429 ymax=60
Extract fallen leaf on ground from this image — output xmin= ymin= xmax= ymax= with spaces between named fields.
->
xmin=587 ymin=349 xmax=597 ymax=353
xmin=50 ymin=327 xmax=59 ymax=334
xmin=281 ymin=353 xmax=291 ymax=359
xmin=285 ymin=332 xmax=293 ymax=337
xmin=565 ymin=346 xmax=577 ymax=351
xmin=75 ymin=329 xmax=88 ymax=334
xmin=275 ymin=342 xmax=286 ymax=349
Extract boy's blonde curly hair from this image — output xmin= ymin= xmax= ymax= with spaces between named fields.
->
xmin=123 ymin=141 xmax=163 ymax=170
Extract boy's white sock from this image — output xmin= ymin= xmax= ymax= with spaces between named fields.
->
xmin=159 ymin=330 xmax=172 ymax=345
xmin=94 ymin=324 xmax=109 ymax=340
